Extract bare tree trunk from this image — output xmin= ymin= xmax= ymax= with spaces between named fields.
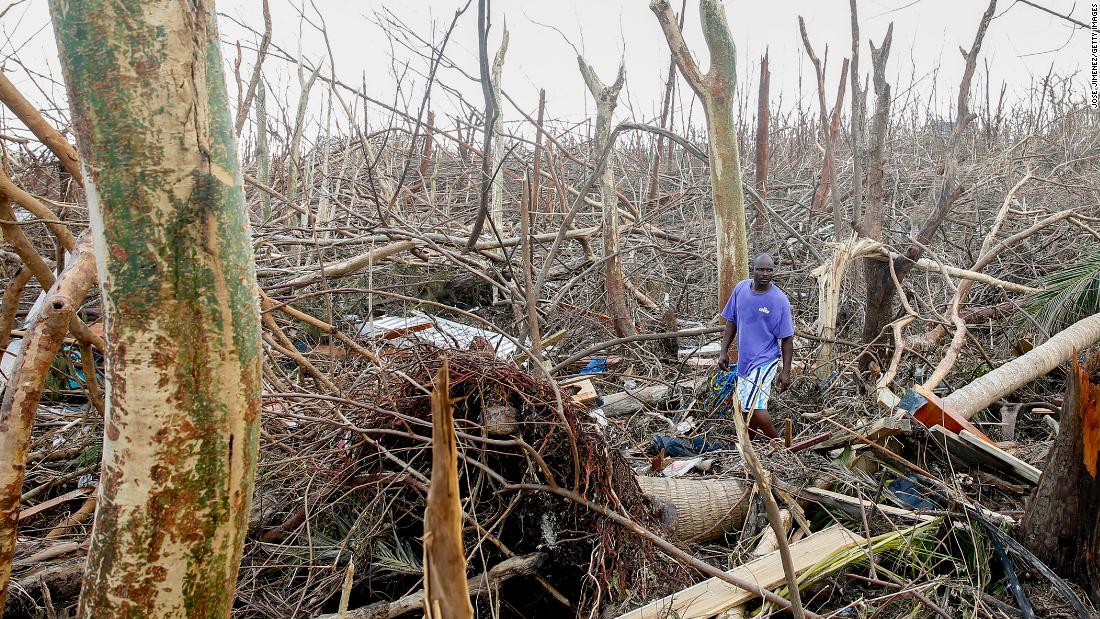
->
xmin=579 ymin=56 xmax=634 ymax=336
xmin=858 ymin=24 xmax=894 ymax=367
xmin=799 ymin=18 xmax=847 ymax=236
xmin=848 ymin=0 xmax=865 ymax=225
xmin=861 ymin=0 xmax=996 ymax=352
xmin=489 ymin=26 xmax=509 ymax=254
xmin=466 ymin=0 xmax=497 ymax=248
xmin=752 ymin=50 xmax=770 ymax=231
xmin=651 ymin=0 xmax=748 ymax=307
xmin=1021 ymin=355 xmax=1100 ymax=602
xmin=256 ymin=80 xmax=272 ymax=219
xmin=50 ymin=1 xmax=264 ymax=615
xmin=647 ymin=0 xmax=686 ymax=208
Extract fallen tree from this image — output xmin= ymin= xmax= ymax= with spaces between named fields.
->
xmin=941 ymin=311 xmax=1100 ymax=419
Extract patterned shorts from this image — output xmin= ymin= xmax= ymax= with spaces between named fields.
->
xmin=707 ymin=358 xmax=780 ymax=416
xmin=736 ymin=359 xmax=780 ymax=411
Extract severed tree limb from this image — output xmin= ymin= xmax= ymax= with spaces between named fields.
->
xmin=0 ymin=205 xmax=103 ymax=355
xmin=861 ymin=240 xmax=1038 ymax=294
xmin=729 ymin=398 xmax=805 ymax=618
xmin=233 ymin=0 xmax=271 ymax=136
xmin=259 ymin=290 xmax=381 ymax=364
xmin=261 ymin=323 xmax=340 ymax=395
xmin=0 ymin=70 xmax=82 ymax=185
xmin=921 ymin=172 xmax=1036 ymax=388
xmin=0 ymin=171 xmax=77 ymax=252
xmin=0 ymin=235 xmax=98 ymax=605
xmin=0 ymin=266 xmax=31 ymax=354
xmin=272 ymin=240 xmax=417 ymax=290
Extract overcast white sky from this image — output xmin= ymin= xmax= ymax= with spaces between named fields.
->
xmin=0 ymin=0 xmax=1090 ymax=136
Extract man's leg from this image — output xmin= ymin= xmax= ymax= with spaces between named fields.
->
xmin=749 ymin=409 xmax=779 ymax=439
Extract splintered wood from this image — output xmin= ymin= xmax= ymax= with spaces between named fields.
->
xmin=422 ymin=358 xmax=473 ymax=619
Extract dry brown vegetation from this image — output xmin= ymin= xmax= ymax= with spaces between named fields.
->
xmin=1 ymin=1 xmax=1099 ymax=618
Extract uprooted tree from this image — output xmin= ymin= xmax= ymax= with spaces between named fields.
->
xmin=49 ymin=0 xmax=263 ymax=615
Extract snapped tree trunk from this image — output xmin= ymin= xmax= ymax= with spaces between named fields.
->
xmin=489 ymin=27 xmax=509 ymax=254
xmin=651 ymin=0 xmax=748 ymax=307
xmin=858 ymin=24 xmax=894 ymax=370
xmin=1021 ymin=355 xmax=1100 ymax=602
xmin=578 ymin=56 xmax=633 ymax=336
xmin=50 ymin=1 xmax=263 ymax=616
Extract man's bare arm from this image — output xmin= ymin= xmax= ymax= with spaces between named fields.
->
xmin=718 ymin=320 xmax=736 ymax=371
xmin=777 ymin=335 xmax=794 ymax=391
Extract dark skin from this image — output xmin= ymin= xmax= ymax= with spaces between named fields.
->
xmin=717 ymin=254 xmax=794 ymax=439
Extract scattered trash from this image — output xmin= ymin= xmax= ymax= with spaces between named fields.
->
xmin=661 ymin=456 xmax=704 ymax=478
xmin=648 ymin=435 xmax=723 ymax=458
xmin=887 ymin=475 xmax=946 ymax=510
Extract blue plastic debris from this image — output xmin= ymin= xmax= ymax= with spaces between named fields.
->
xmin=579 ymin=357 xmax=607 ymax=375
xmin=704 ymin=369 xmax=738 ymax=417
xmin=888 ymin=475 xmax=947 ymax=510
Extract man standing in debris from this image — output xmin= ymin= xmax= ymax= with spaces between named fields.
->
xmin=715 ymin=253 xmax=794 ymax=439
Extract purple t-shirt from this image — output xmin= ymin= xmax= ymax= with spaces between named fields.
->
xmin=720 ymin=279 xmax=794 ymax=377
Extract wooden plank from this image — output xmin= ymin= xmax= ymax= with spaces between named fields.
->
xmin=561 ymin=378 xmax=597 ymax=404
xmin=614 ymin=525 xmax=864 ymax=619
xmin=911 ymin=384 xmax=992 ymax=442
xmin=959 ymin=430 xmax=1042 ymax=484
xmin=799 ymin=487 xmax=936 ymax=522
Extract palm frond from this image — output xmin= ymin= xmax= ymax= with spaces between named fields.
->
xmin=1028 ymin=251 xmax=1100 ymax=331
xmin=372 ymin=536 xmax=422 ymax=575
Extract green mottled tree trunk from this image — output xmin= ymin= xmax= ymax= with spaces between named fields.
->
xmin=651 ymin=0 xmax=748 ymax=307
xmin=49 ymin=1 xmax=262 ymax=616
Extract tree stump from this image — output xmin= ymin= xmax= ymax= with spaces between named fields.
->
xmin=1021 ymin=352 xmax=1100 ymax=602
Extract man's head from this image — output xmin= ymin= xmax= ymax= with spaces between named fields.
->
xmin=751 ymin=253 xmax=775 ymax=289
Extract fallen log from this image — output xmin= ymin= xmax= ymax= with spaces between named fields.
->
xmin=940 ymin=311 xmax=1100 ymax=420
xmin=273 ymin=240 xmax=418 ymax=290
xmin=597 ymin=379 xmax=701 ymax=417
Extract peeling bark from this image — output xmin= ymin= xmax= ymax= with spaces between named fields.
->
xmin=0 ymin=297 xmax=76 ymax=608
xmin=49 ymin=2 xmax=263 ymax=616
